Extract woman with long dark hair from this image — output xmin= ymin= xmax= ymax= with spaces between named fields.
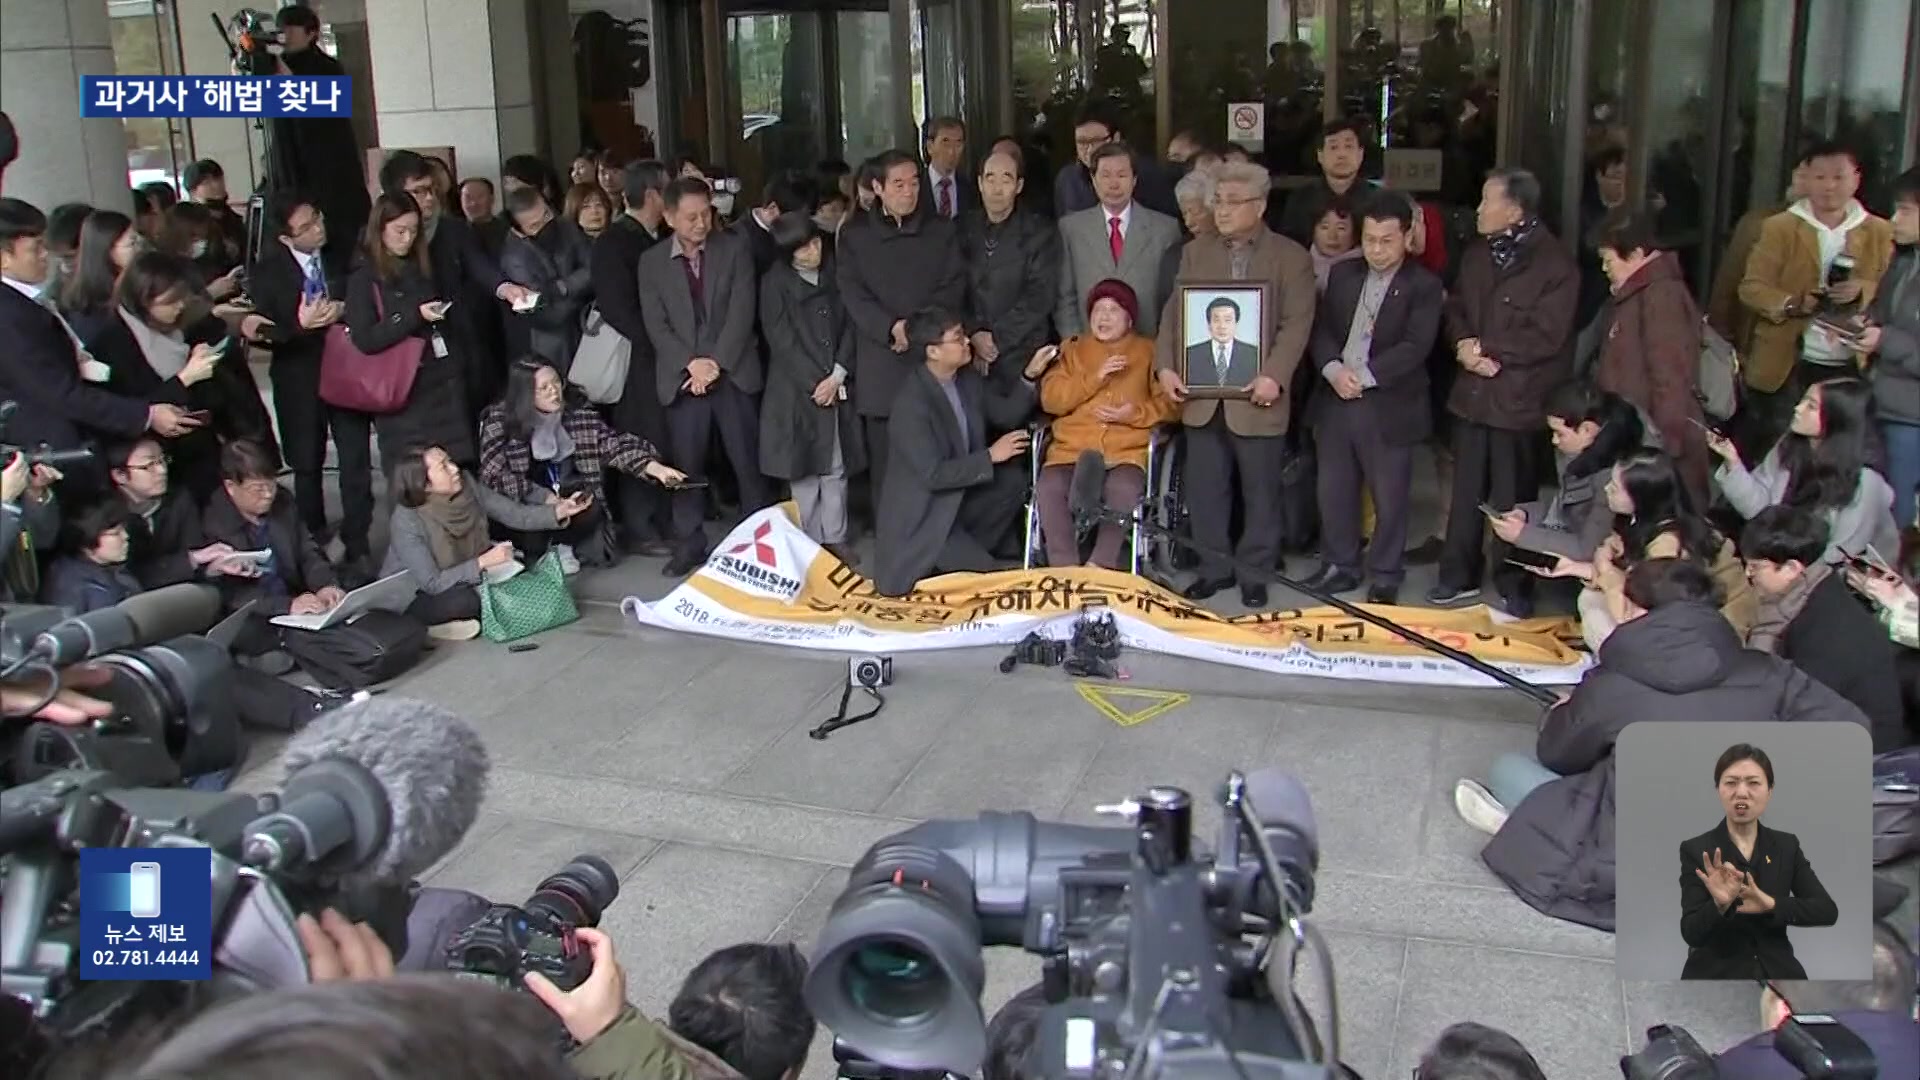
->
xmin=58 ymin=209 xmax=144 ymax=339
xmin=82 ymin=252 xmax=275 ymax=502
xmin=1711 ymin=377 xmax=1898 ymax=561
xmin=1532 ymin=450 xmax=1756 ymax=650
xmin=477 ymin=359 xmax=685 ymax=570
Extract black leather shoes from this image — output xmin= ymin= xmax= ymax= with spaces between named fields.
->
xmin=1183 ymin=577 xmax=1233 ymax=601
xmin=1300 ymin=565 xmax=1361 ymax=594
xmin=1365 ymin=582 xmax=1400 ymax=605
xmin=1240 ymin=583 xmax=1269 ymax=608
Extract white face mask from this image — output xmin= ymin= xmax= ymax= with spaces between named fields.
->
xmin=189 ymin=239 xmax=210 ymax=258
xmin=712 ymin=192 xmax=736 ymax=218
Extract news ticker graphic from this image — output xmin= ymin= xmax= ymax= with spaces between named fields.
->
xmin=79 ymin=847 xmax=212 ymax=980
xmin=80 ymin=75 xmax=349 ymax=119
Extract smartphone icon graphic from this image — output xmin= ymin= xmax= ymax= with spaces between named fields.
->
xmin=128 ymin=862 xmax=162 ymax=919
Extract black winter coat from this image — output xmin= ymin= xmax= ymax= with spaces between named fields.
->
xmin=343 ymin=260 xmax=474 ymax=465
xmin=757 ymin=262 xmax=866 ymax=481
xmin=126 ymin=489 xmax=210 ymax=591
xmin=1777 ymin=573 xmax=1906 ymax=754
xmin=1480 ymin=601 xmax=1870 ymax=931
xmin=957 ymin=208 xmax=1061 ymax=380
xmin=835 ymin=208 xmax=966 ymax=418
xmin=1444 ymin=229 xmax=1580 ymax=431
xmin=500 ymin=218 xmax=595 ymax=372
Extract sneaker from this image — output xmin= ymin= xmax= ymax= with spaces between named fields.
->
xmin=428 ymin=619 xmax=481 ymax=642
xmin=1454 ymin=778 xmax=1509 ymax=835
xmin=1425 ymin=582 xmax=1481 ymax=606
xmin=554 ymin=543 xmax=581 ymax=576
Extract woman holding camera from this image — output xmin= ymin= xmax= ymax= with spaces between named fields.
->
xmin=478 ymin=360 xmax=686 ymax=571
xmin=383 ymin=444 xmax=586 ymax=640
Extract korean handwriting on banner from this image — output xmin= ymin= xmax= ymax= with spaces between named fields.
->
xmin=78 ymin=847 xmax=213 ymax=981
xmin=81 ymin=76 xmax=349 ymax=119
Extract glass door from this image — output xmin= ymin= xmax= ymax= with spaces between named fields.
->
xmin=109 ymin=0 xmax=192 ymax=192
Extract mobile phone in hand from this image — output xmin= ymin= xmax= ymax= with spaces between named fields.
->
xmin=210 ymin=336 xmax=233 ymax=354
xmin=1504 ymin=548 xmax=1559 ymax=572
xmin=1478 ymin=502 xmax=1504 ymax=519
xmin=667 ymin=478 xmax=710 ymax=490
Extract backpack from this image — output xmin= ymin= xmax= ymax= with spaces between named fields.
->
xmin=281 ymin=610 xmax=428 ymax=690
xmin=1696 ymin=319 xmax=1741 ymax=421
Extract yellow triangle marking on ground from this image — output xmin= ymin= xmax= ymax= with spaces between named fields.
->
xmin=1075 ymin=683 xmax=1191 ymax=727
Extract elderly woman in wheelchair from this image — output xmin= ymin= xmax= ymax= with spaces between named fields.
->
xmin=1032 ymin=279 xmax=1178 ymax=570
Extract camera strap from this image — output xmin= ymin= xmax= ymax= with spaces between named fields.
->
xmin=808 ymin=681 xmax=883 ymax=740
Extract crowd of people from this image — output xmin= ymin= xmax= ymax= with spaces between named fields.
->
xmin=2 ymin=13 xmax=1920 ymax=1067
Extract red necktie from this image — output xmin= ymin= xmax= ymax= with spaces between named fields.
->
xmin=1108 ymin=215 xmax=1124 ymax=263
xmin=938 ymin=178 xmax=953 ymax=217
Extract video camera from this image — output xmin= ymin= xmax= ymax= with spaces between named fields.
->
xmin=0 ymin=401 xmax=95 ymax=476
xmin=445 ymin=854 xmax=620 ymax=992
xmin=215 ymin=9 xmax=283 ymax=77
xmin=1621 ymin=1017 xmax=1879 ymax=1079
xmin=997 ymin=608 xmax=1122 ymax=679
xmin=805 ymin=769 xmax=1342 ymax=1080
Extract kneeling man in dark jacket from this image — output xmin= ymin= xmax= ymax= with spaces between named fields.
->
xmin=1453 ymin=557 xmax=1869 ymax=931
xmin=871 ymin=306 xmax=1038 ymax=597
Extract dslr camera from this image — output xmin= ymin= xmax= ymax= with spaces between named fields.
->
xmin=218 ymin=9 xmax=283 ymax=77
xmin=446 ymin=855 xmax=620 ymax=992
xmin=849 ymin=655 xmax=893 ymax=691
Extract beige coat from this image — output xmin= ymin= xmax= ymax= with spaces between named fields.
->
xmin=1736 ymin=203 xmax=1894 ymax=392
xmin=1154 ymin=226 xmax=1316 ymax=437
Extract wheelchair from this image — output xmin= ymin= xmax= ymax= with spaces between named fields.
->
xmin=1020 ymin=423 xmax=1183 ymax=578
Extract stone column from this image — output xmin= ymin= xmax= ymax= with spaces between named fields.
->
xmin=365 ymin=0 xmax=537 ymax=193
xmin=0 ymin=0 xmax=130 ymax=210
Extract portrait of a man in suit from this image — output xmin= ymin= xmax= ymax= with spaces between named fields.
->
xmin=1181 ymin=288 xmax=1264 ymax=395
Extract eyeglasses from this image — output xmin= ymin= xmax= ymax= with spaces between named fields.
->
xmin=235 ymin=478 xmax=278 ymax=496
xmin=289 ymin=212 xmax=325 ymax=236
xmin=125 ymin=455 xmax=170 ymax=473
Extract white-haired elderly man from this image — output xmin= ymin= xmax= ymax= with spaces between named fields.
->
xmin=1155 ymin=161 xmax=1316 ymax=609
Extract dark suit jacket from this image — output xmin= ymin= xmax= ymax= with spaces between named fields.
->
xmin=125 ymin=488 xmax=210 ymax=591
xmin=592 ymin=216 xmax=671 ymax=443
xmin=1306 ymin=258 xmax=1444 ymax=445
xmin=201 ymin=486 xmax=338 ymax=617
xmin=247 ymin=241 xmax=343 ymax=371
xmin=637 ymin=229 xmax=761 ymax=406
xmin=729 ymin=212 xmax=782 ymax=277
xmin=0 ymin=283 xmax=150 ymax=452
xmin=835 ymin=208 xmax=966 ymax=417
xmin=1056 ymin=202 xmax=1180 ymax=337
xmin=873 ymin=363 xmax=1034 ymax=597
xmin=1679 ymin=819 xmax=1838 ymax=980
xmin=1183 ymin=338 xmax=1260 ymax=389
xmin=920 ymin=170 xmax=977 ymax=221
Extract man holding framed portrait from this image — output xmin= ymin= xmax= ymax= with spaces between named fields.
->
xmin=1156 ymin=160 xmax=1317 ymax=608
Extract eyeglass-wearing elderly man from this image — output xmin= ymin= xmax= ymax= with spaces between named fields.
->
xmin=1155 ymin=161 xmax=1317 ymax=609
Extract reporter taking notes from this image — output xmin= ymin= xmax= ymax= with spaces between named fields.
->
xmin=1679 ymin=743 xmax=1837 ymax=980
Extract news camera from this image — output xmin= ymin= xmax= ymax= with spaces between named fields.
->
xmin=1 ymin=589 xmax=241 ymax=791
xmin=445 ymin=854 xmax=621 ymax=992
xmin=1620 ymin=1017 xmax=1879 ymax=1080
xmin=805 ymin=769 xmax=1347 ymax=1080
xmin=215 ymin=9 xmax=283 ymax=77
xmin=0 ymin=402 xmax=95 ymax=476
xmin=0 ymin=698 xmax=488 ymax=1076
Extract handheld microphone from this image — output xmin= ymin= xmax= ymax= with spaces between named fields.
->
xmin=1240 ymin=767 xmax=1320 ymax=916
xmin=1068 ymin=449 xmax=1109 ymax=531
xmin=28 ymin=583 xmax=223 ymax=667
xmin=250 ymin=696 xmax=490 ymax=893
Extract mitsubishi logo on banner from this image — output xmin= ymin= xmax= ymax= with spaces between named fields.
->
xmin=725 ymin=522 xmax=778 ymax=568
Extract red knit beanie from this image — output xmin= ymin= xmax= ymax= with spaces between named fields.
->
xmin=1086 ymin=278 xmax=1139 ymax=327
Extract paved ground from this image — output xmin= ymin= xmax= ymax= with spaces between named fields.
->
xmin=239 ymin=363 xmax=1907 ymax=1079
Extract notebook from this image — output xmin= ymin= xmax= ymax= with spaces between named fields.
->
xmin=268 ymin=571 xmax=419 ymax=632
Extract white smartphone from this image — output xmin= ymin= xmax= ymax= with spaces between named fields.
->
xmin=128 ymin=861 xmax=162 ymax=919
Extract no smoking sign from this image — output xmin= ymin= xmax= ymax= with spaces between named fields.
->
xmin=1227 ymin=101 xmax=1264 ymax=149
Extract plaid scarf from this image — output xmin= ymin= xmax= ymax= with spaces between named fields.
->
xmin=1486 ymin=216 xmax=1540 ymax=270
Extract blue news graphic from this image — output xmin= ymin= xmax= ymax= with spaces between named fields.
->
xmin=79 ymin=848 xmax=212 ymax=981
xmin=80 ymin=75 xmax=350 ymax=119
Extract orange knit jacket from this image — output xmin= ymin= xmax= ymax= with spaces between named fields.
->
xmin=1038 ymin=332 xmax=1178 ymax=470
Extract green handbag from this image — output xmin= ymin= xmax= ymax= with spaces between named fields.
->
xmin=479 ymin=550 xmax=580 ymax=642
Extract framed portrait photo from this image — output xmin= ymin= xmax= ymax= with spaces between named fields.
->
xmin=1177 ymin=282 xmax=1267 ymax=400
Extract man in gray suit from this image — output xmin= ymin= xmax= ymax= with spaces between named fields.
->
xmin=1184 ymin=296 xmax=1261 ymax=388
xmin=639 ymin=177 xmax=770 ymax=575
xmin=1057 ymin=142 xmax=1180 ymax=338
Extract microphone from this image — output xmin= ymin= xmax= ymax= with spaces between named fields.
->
xmin=29 ymin=583 xmax=223 ymax=666
xmin=247 ymin=696 xmax=490 ymax=894
xmin=1068 ymin=449 xmax=1109 ymax=531
xmin=1241 ymin=767 xmax=1320 ymax=916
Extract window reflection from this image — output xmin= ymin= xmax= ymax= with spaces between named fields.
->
xmin=110 ymin=0 xmax=190 ymax=195
xmin=1009 ymin=1 xmax=1157 ymax=214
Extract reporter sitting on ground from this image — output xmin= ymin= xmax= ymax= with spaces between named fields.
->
xmin=1532 ymin=450 xmax=1756 ymax=652
xmin=1488 ymin=382 xmax=1643 ymax=564
xmin=478 ymin=359 xmax=685 ymax=572
xmin=874 ymin=306 xmax=1042 ymax=597
xmin=1743 ymin=505 xmax=1906 ymax=752
xmin=384 ymin=444 xmax=590 ymax=641
xmin=1412 ymin=1021 xmax=1547 ymax=1080
xmin=42 ymin=500 xmax=145 ymax=614
xmin=1454 ymin=558 xmax=1870 ymax=932
xmin=105 ymin=437 xmax=256 ymax=590
xmin=1713 ymin=921 xmax=1918 ymax=1079
xmin=1710 ymin=376 xmax=1899 ymax=562
xmin=201 ymin=440 xmax=345 ymax=657
xmin=1036 ymin=279 xmax=1172 ymax=569
xmin=1 ymin=451 xmax=60 ymax=603
xmin=664 ymin=943 xmax=815 ymax=1080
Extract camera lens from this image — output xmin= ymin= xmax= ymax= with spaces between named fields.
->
xmin=855 ymin=661 xmax=878 ymax=686
xmin=523 ymin=854 xmax=620 ymax=927
xmin=844 ymin=941 xmax=944 ymax=1024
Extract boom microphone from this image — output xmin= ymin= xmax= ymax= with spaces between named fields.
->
xmin=28 ymin=583 xmax=223 ymax=666
xmin=1069 ymin=448 xmax=1108 ymax=530
xmin=251 ymin=696 xmax=489 ymax=894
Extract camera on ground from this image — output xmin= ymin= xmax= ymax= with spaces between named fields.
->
xmin=849 ymin=655 xmax=893 ymax=691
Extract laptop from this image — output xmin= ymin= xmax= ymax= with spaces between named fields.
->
xmin=267 ymin=571 xmax=419 ymax=632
